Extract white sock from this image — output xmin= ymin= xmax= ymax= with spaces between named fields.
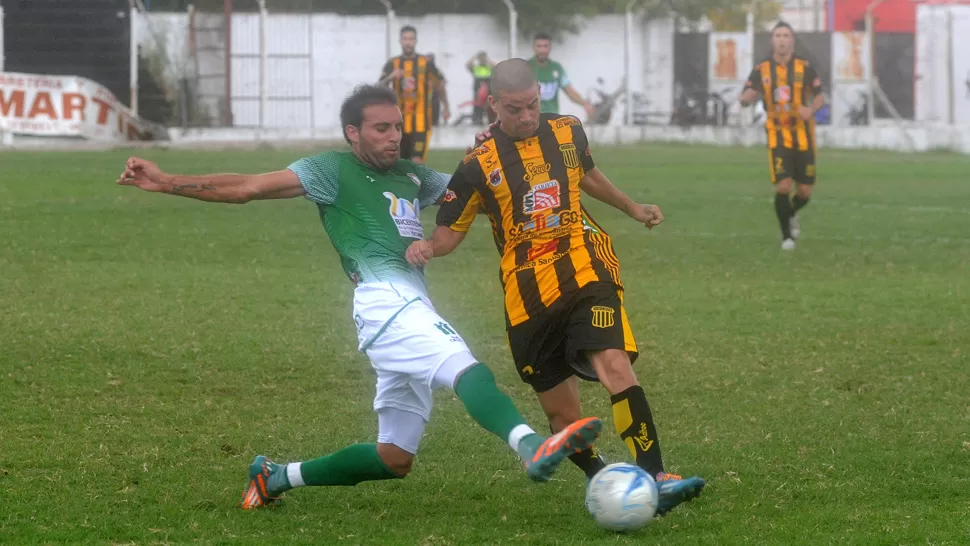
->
xmin=286 ymin=463 xmax=306 ymax=488
xmin=507 ymin=424 xmax=536 ymax=453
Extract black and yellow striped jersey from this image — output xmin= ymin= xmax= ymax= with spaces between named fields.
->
xmin=381 ymin=54 xmax=444 ymax=134
xmin=436 ymin=113 xmax=622 ymax=327
xmin=744 ymin=57 xmax=823 ymax=151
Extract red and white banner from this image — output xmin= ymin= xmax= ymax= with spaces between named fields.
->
xmin=0 ymin=72 xmax=167 ymax=141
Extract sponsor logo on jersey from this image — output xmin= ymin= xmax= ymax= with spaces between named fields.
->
xmin=383 ymin=192 xmax=423 ymax=240
xmin=523 ymin=162 xmax=551 ymax=183
xmin=527 ymin=240 xmax=559 ymax=260
xmin=523 ymin=180 xmax=561 ymax=214
xmin=553 ymin=116 xmax=580 ymax=129
xmin=774 ymin=85 xmax=791 ymax=103
xmin=462 ymin=144 xmax=490 ymax=164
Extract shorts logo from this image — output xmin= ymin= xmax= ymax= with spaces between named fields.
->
xmin=560 ymin=143 xmax=580 ymax=169
xmin=414 ymin=141 xmax=425 ymax=153
xmin=523 ymin=180 xmax=560 ymax=214
xmin=521 ymin=365 xmax=535 ymax=376
xmin=489 ymin=168 xmax=503 ymax=187
xmin=591 ymin=306 xmax=615 ymax=329
xmin=523 ymin=162 xmax=551 ymax=183
xmin=442 ymin=189 xmax=457 ymax=202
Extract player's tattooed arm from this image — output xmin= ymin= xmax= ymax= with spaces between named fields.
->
xmin=117 ymin=157 xmax=305 ymax=203
xmin=580 ymin=167 xmax=663 ymax=229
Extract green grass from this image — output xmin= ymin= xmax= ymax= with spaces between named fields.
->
xmin=2 ymin=144 xmax=969 ymax=544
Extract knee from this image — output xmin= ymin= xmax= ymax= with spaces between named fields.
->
xmin=590 ymin=349 xmax=638 ymax=394
xmin=797 ymin=185 xmax=813 ymax=199
xmin=775 ymin=179 xmax=794 ymax=194
xmin=377 ymin=443 xmax=415 ymax=477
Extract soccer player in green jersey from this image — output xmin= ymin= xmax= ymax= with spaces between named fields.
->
xmin=117 ymin=84 xmax=603 ymax=510
xmin=529 ymin=33 xmax=595 ymax=118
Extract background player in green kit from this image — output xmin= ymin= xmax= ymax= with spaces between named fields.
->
xmin=116 ymin=84 xmax=602 ymax=510
xmin=529 ymin=33 xmax=595 ymax=118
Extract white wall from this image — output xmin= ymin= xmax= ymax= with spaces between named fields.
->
xmin=139 ymin=12 xmax=663 ymax=129
xmin=915 ymin=5 xmax=970 ymax=124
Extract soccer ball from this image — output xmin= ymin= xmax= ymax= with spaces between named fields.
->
xmin=586 ymin=463 xmax=659 ymax=532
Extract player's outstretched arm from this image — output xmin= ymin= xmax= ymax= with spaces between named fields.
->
xmin=405 ymin=226 xmax=466 ymax=267
xmin=580 ymin=167 xmax=663 ymax=230
xmin=739 ymin=88 xmax=760 ymax=107
xmin=117 ymin=157 xmax=305 ymax=204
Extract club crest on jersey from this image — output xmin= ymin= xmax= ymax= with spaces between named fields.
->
xmin=406 ymin=173 xmax=421 ymax=187
xmin=489 ymin=168 xmax=503 ymax=186
xmin=559 ymin=143 xmax=580 ymax=169
xmin=523 ymin=180 xmax=561 ymax=214
xmin=383 ymin=192 xmax=424 ymax=240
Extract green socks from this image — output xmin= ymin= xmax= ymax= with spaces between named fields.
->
xmin=454 ymin=363 xmax=541 ymax=457
xmin=268 ymin=443 xmax=400 ymax=495
xmin=266 ymin=363 xmax=541 ymax=497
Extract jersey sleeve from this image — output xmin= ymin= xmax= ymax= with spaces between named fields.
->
xmin=287 ymin=152 xmax=341 ymax=205
xmin=805 ymin=62 xmax=823 ymax=94
xmin=429 ymin=59 xmax=446 ymax=83
xmin=436 ymin=163 xmax=484 ymax=233
xmin=744 ymin=66 xmax=761 ymax=91
xmin=558 ymin=64 xmax=571 ymax=87
xmin=412 ymin=162 xmax=452 ymax=208
xmin=380 ymin=59 xmax=394 ymax=80
xmin=571 ymin=119 xmax=596 ymax=172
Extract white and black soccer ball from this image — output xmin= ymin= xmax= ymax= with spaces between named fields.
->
xmin=586 ymin=463 xmax=659 ymax=532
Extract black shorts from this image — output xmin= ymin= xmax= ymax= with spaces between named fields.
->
xmin=769 ymin=147 xmax=816 ymax=185
xmin=400 ymin=131 xmax=430 ymax=161
xmin=507 ymin=282 xmax=639 ymax=393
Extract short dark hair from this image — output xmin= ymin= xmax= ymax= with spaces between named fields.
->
xmin=490 ymin=58 xmax=539 ymax=98
xmin=533 ymin=32 xmax=551 ymax=42
xmin=400 ymin=25 xmax=416 ymax=36
xmin=340 ymin=84 xmax=398 ymax=144
xmin=772 ymin=21 xmax=794 ymax=35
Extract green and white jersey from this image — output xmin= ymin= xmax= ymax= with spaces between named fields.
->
xmin=529 ymin=57 xmax=570 ymax=113
xmin=288 ymin=151 xmax=450 ymax=295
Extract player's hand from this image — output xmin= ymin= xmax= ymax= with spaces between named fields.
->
xmin=798 ymin=105 xmax=814 ymax=121
xmin=116 ymin=157 xmax=170 ymax=192
xmin=406 ymin=239 xmax=435 ymax=268
xmin=467 ymin=120 xmax=500 ymax=154
xmin=391 ymin=68 xmax=405 ymax=80
xmin=628 ymin=203 xmax=664 ymax=230
xmin=584 ymin=102 xmax=596 ymax=119
xmin=441 ymin=104 xmax=451 ymax=124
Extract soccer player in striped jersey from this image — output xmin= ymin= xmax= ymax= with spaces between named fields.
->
xmin=406 ymin=59 xmax=705 ymax=516
xmin=740 ymin=21 xmax=825 ymax=250
xmin=379 ymin=25 xmax=450 ymax=164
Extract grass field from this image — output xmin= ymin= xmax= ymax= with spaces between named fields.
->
xmin=2 ymin=143 xmax=969 ymax=544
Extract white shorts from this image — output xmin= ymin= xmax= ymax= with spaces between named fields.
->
xmin=354 ymin=282 xmax=478 ymax=429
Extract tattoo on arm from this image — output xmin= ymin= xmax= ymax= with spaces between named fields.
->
xmin=171 ymin=182 xmax=218 ymax=193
